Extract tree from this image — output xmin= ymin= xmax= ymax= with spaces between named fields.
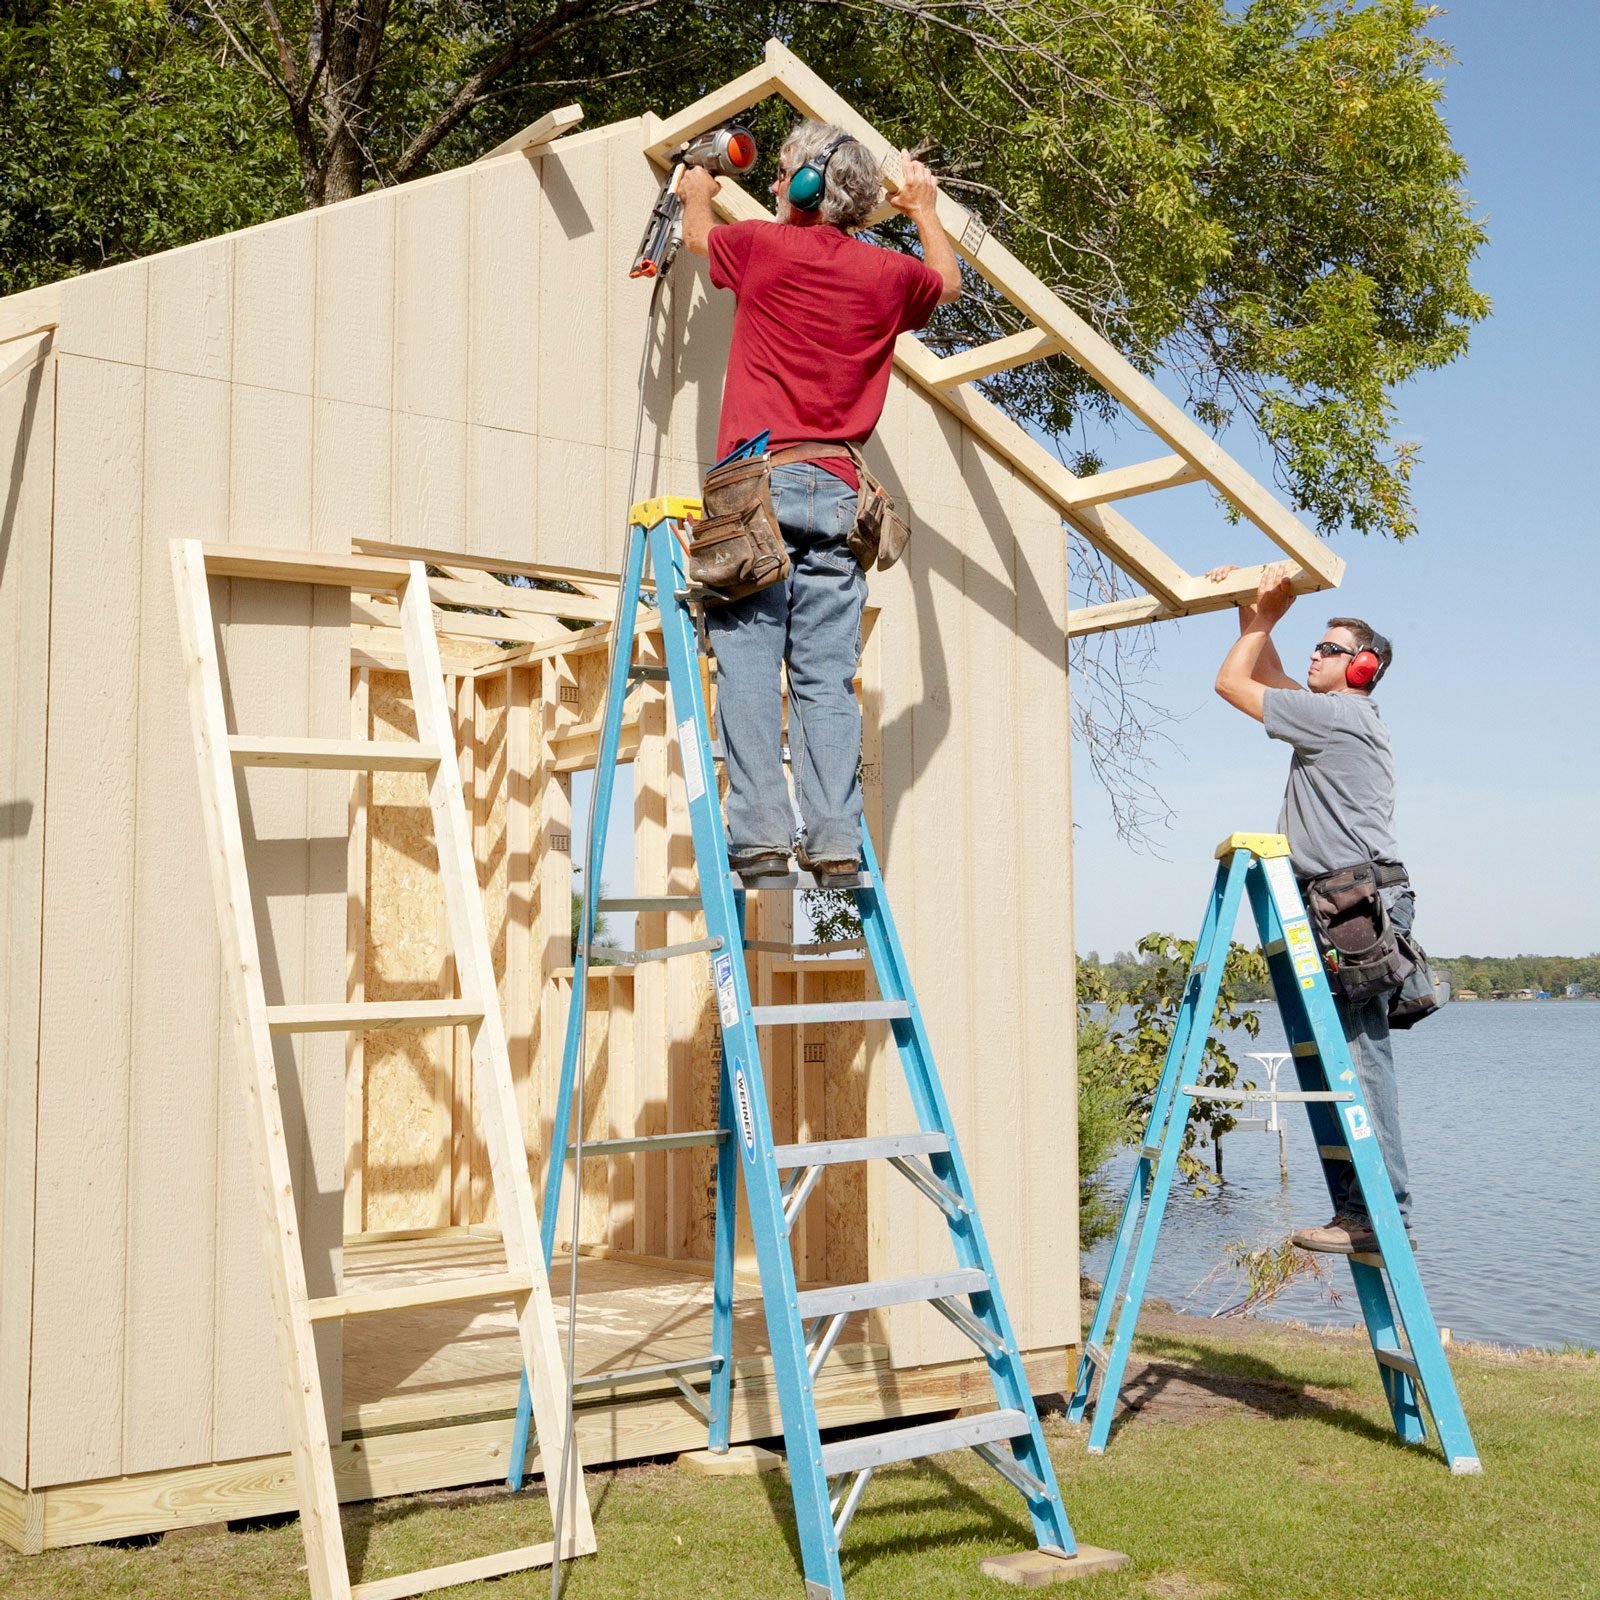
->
xmin=0 ymin=0 xmax=295 ymax=296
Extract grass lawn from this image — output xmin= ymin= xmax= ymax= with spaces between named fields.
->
xmin=4 ymin=1317 xmax=1595 ymax=1600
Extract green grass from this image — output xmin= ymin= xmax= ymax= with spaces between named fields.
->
xmin=5 ymin=1322 xmax=1597 ymax=1600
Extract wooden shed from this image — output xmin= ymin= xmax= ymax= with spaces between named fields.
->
xmin=0 ymin=43 xmax=1341 ymax=1553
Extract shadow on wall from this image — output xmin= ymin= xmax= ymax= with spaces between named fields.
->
xmin=0 ymin=343 xmax=50 ymax=590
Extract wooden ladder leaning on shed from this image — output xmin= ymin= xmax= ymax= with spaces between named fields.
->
xmin=170 ymin=541 xmax=596 ymax=1600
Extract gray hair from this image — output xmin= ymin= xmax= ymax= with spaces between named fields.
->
xmin=779 ymin=121 xmax=882 ymax=231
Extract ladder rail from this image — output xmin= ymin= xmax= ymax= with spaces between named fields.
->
xmin=1247 ymin=868 xmax=1476 ymax=1464
xmin=1068 ymin=852 xmax=1245 ymax=1430
xmin=171 ymin=542 xmax=350 ymax=1599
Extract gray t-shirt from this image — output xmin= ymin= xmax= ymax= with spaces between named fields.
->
xmin=1262 ymin=688 xmax=1399 ymax=877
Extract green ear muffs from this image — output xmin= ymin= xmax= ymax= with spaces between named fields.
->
xmin=787 ymin=135 xmax=856 ymax=212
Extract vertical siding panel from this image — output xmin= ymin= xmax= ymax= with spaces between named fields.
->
xmin=121 ymin=371 xmax=229 ymax=1474
xmin=466 ymin=425 xmax=536 ymax=564
xmin=146 ymin=241 xmax=232 ymax=380
xmin=395 ymin=178 xmax=469 ymax=424
xmin=393 ymin=413 xmax=466 ymax=551
xmin=0 ymin=350 xmax=55 ymax=1487
xmin=1011 ymin=487 xmax=1076 ymax=1352
xmin=313 ymin=397 xmax=391 ymax=550
xmin=58 ymin=260 xmax=148 ymax=365
xmin=468 ymin=161 xmax=540 ymax=436
xmin=30 ymin=355 xmax=145 ymax=1482
xmin=315 ymin=193 xmax=395 ymax=412
xmin=220 ymin=357 xmax=343 ymax=1447
xmin=961 ymin=443 xmax=1024 ymax=1367
xmin=537 ymin=140 xmax=607 ymax=452
xmin=234 ymin=220 xmax=316 ymax=394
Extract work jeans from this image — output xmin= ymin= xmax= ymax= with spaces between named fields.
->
xmin=1328 ymin=886 xmax=1414 ymax=1227
xmin=705 ymin=464 xmax=865 ymax=866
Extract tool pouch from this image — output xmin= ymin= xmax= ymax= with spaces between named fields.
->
xmin=1388 ymin=928 xmax=1442 ymax=1029
xmin=1303 ymin=862 xmax=1413 ymax=1005
xmin=690 ymin=457 xmax=791 ymax=604
xmin=845 ymin=447 xmax=912 ymax=572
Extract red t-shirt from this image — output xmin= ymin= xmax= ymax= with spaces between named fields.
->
xmin=707 ymin=220 xmax=943 ymax=490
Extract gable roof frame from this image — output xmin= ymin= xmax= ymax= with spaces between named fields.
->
xmin=641 ymin=40 xmax=1346 ymax=637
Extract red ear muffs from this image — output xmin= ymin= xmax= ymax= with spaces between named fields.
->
xmin=1346 ymin=649 xmax=1381 ymax=688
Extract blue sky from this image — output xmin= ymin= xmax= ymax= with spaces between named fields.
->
xmin=1071 ymin=3 xmax=1600 ymax=958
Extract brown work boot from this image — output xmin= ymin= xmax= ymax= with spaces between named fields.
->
xmin=1291 ymin=1213 xmax=1380 ymax=1254
xmin=732 ymin=851 xmax=791 ymax=886
xmin=795 ymin=845 xmax=861 ymax=888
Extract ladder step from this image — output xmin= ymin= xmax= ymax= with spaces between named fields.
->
xmin=1375 ymin=1346 xmax=1421 ymax=1382
xmin=599 ymin=895 xmax=702 ymax=913
xmin=572 ymin=1354 xmax=723 ymax=1392
xmin=821 ymin=1408 xmax=1030 ymax=1478
xmin=733 ymin=871 xmax=873 ymax=892
xmin=570 ymin=1130 xmax=726 ymax=1158
xmin=1085 ymin=1341 xmax=1109 ymax=1370
xmin=1139 ymin=1143 xmax=1162 ymax=1163
xmin=266 ymin=1001 xmax=484 ymax=1033
xmin=587 ymin=936 xmax=723 ymax=966
xmin=796 ymin=1269 xmax=989 ymax=1321
xmin=744 ymin=937 xmax=866 ymax=956
xmin=229 ymin=735 xmax=440 ymax=771
xmin=774 ymin=1132 xmax=949 ymax=1169
xmin=1183 ymin=1085 xmax=1351 ymax=1103
xmin=308 ymin=1270 xmax=533 ymax=1322
xmin=1318 ymin=1143 xmax=1353 ymax=1162
xmin=349 ymin=1543 xmax=561 ymax=1600
xmin=751 ymin=1000 xmax=910 ymax=1027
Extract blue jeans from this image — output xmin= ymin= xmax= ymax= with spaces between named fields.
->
xmin=1329 ymin=887 xmax=1414 ymax=1227
xmin=705 ymin=464 xmax=865 ymax=865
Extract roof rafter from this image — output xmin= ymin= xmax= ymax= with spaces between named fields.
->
xmin=643 ymin=40 xmax=1346 ymax=637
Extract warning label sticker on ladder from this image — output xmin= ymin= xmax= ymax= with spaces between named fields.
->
xmin=714 ymin=953 xmax=738 ymax=1027
xmin=679 ymin=718 xmax=705 ymax=801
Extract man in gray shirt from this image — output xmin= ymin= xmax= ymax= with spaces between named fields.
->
xmin=1212 ymin=562 xmax=1413 ymax=1254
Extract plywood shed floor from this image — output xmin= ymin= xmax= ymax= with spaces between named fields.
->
xmin=6 ymin=1232 xmax=1069 ymax=1553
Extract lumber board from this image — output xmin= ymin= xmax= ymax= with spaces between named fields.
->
xmin=398 ymin=566 xmax=596 ymax=1556
xmin=268 ymin=1002 xmax=483 ymax=1034
xmin=169 ymin=544 xmax=348 ymax=1592
xmin=229 ymin=736 xmax=441 ymax=772
xmin=477 ymin=103 xmax=584 ymax=163
xmin=0 ymin=279 xmax=62 ymax=345
xmin=347 ymin=670 xmax=371 ymax=1236
xmin=1061 ymin=453 xmax=1201 ymax=507
xmin=928 ymin=328 xmax=1061 ymax=389
xmin=350 ymin=1544 xmax=564 ymax=1600
xmin=0 ymin=1477 xmax=43 ymax=1555
xmin=202 ymin=544 xmax=410 ymax=590
xmin=306 ymin=1271 xmax=532 ymax=1322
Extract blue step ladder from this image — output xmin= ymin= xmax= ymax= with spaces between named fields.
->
xmin=505 ymin=496 xmax=1083 ymax=1597
xmin=1067 ymin=832 xmax=1481 ymax=1474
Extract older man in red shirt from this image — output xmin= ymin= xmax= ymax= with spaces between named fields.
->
xmin=680 ymin=122 xmax=960 ymax=883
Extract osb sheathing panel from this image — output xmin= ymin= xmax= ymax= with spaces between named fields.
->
xmin=363 ymin=672 xmax=452 ymax=1231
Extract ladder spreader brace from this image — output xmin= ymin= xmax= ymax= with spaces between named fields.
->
xmin=172 ymin=541 xmax=596 ymax=1600
xmin=505 ymin=499 xmax=1086 ymax=1597
xmin=1068 ymin=831 xmax=1481 ymax=1474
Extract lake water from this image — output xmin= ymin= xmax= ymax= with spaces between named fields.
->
xmin=1082 ymin=1000 xmax=1600 ymax=1351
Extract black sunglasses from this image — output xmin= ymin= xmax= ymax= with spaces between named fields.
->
xmin=1312 ymin=641 xmax=1361 ymax=659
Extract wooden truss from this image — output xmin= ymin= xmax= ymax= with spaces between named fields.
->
xmin=171 ymin=541 xmax=595 ymax=1600
xmin=641 ymin=40 xmax=1346 ymax=637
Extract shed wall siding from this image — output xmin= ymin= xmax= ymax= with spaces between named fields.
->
xmin=12 ymin=110 xmax=1078 ymax=1481
xmin=0 ymin=341 xmax=55 ymax=1488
